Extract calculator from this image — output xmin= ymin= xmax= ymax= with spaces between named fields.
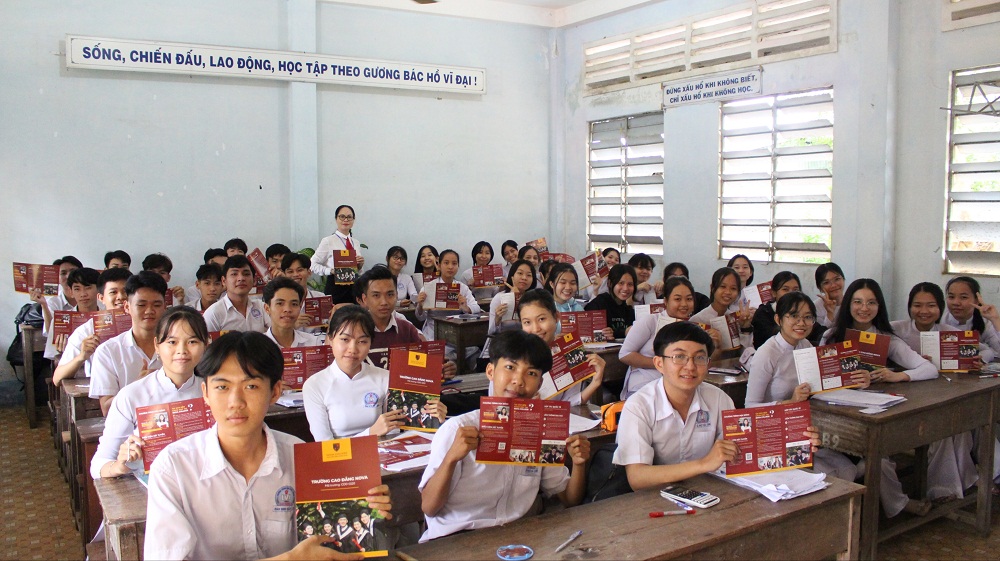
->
xmin=660 ymin=484 xmax=720 ymax=508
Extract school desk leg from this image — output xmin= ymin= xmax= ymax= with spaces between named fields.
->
xmin=837 ymin=491 xmax=862 ymax=561
xmin=974 ymin=415 xmax=996 ymax=535
xmin=860 ymin=431 xmax=883 ymax=561
xmin=22 ymin=328 xmax=37 ymax=428
xmin=914 ymin=444 xmax=929 ymax=499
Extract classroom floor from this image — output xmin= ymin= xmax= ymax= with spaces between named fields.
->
xmin=1 ymin=403 xmax=1000 ymax=561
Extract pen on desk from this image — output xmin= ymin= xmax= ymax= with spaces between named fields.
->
xmin=554 ymin=530 xmax=583 ymax=553
xmin=980 ymin=374 xmax=1000 ymax=378
xmin=442 ymin=378 xmax=462 ymax=386
xmin=649 ymin=510 xmax=695 ymax=517
xmin=941 ymin=374 xmax=952 ymax=382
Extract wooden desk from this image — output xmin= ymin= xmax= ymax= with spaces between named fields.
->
xmin=397 ymin=474 xmax=863 ymax=560
xmin=811 ymin=375 xmax=1000 ymax=560
xmin=77 ymin=416 xmax=106 ymax=544
xmin=265 ymin=404 xmax=312 ymax=442
xmin=95 ymin=476 xmax=146 ymax=561
xmin=707 ymin=357 xmax=748 ymax=409
xmin=397 ymin=305 xmax=420 ymax=329
xmin=433 ymin=315 xmax=489 ymax=375
xmin=20 ymin=325 xmax=45 ymax=428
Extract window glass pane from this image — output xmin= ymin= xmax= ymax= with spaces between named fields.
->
xmin=722 ymin=180 xmax=771 ymax=198
xmin=722 ymin=203 xmax=770 ymax=221
xmin=722 ymin=109 xmax=773 ymax=131
xmin=722 ymin=225 xmax=769 ymax=242
xmin=951 ymin=172 xmax=1000 ymax=193
xmin=774 ymin=177 xmax=831 ymax=198
xmin=774 ymin=203 xmax=831 ymax=222
xmin=722 ymin=156 xmax=772 ymax=175
xmin=952 ymin=142 xmax=1000 ymax=164
xmin=723 ymin=132 xmax=772 ymax=152
xmin=775 ymin=152 xmax=833 ymax=173
xmin=774 ymin=227 xmax=831 ymax=246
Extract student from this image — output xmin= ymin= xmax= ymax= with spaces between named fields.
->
xmin=891 ymin=282 xmax=981 ymax=501
xmin=689 ymin=267 xmax=753 ymax=348
xmin=813 ymin=262 xmax=846 ymax=328
xmin=43 ymin=267 xmax=101 ymax=360
xmin=281 ymin=253 xmax=325 ymax=298
xmin=821 ymin=278 xmax=938 ymax=383
xmin=537 ymin=259 xmax=558 ymax=289
xmin=460 ymin=241 xmax=500 ymax=301
xmin=265 ymin=243 xmax=292 ymax=278
xmin=517 ymin=245 xmax=542 ymax=287
xmin=187 ymin=264 xmax=224 ymax=312
xmin=89 ymin=272 xmax=168 ymax=415
xmin=626 ymin=253 xmax=657 ymax=305
xmin=91 ymin=307 xmax=208 ymax=479
xmin=303 ymin=305 xmax=446 ymax=441
xmin=942 ymin=276 xmax=1000 ymax=360
xmin=104 ymin=250 xmax=131 ymax=270
xmin=751 ymin=272 xmax=819 ymax=349
xmin=619 ymin=277 xmax=722 ymax=399
xmin=487 ymin=259 xmax=536 ymax=335
xmin=415 ymin=249 xmax=482 ymax=341
xmin=144 ymin=330 xmax=393 ymax=560
xmin=418 ymin=329 xmax=590 ymax=542
xmin=142 ymin=253 xmax=186 ymax=304
xmin=186 ymin=248 xmax=228 ymax=304
xmin=613 ymin=321 xmax=823 ymax=490
xmin=262 ymin=277 xmax=324 ymax=349
xmin=727 ymin=254 xmax=755 ymax=288
xmin=584 ymin=264 xmax=637 ymax=339
xmin=29 ymin=255 xmax=83 ymax=342
xmin=664 ymin=262 xmax=711 ymax=314
xmin=384 ymin=246 xmax=418 ymax=305
xmin=203 ymin=255 xmax=270 ymax=333
xmin=223 ymin=237 xmax=248 ymax=256
xmin=414 ymin=244 xmax=440 ymax=276
xmin=518 ymin=289 xmax=609 ymax=405
xmin=499 ymin=239 xmax=519 ymax=278
xmin=357 ymin=267 xmax=457 ymax=379
xmin=52 ymin=267 xmax=132 ymax=386
xmin=311 ymin=204 xmax=366 ymax=304
xmin=544 ymin=263 xmax=584 ymax=312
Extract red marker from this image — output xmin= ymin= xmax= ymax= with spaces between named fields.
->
xmin=649 ymin=510 xmax=695 ymax=518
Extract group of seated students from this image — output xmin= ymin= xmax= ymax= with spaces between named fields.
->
xmin=28 ymin=215 xmax=1000 ymax=558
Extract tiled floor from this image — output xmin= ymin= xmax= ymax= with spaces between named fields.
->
xmin=1 ymin=402 xmax=999 ymax=560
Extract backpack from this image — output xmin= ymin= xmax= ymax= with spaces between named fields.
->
xmin=584 ymin=443 xmax=633 ymax=503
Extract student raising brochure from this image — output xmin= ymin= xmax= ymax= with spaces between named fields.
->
xmin=584 ymin=264 xmax=637 ymax=339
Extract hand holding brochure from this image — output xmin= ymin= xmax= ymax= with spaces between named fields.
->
xmin=741 ymin=281 xmax=773 ymax=308
xmin=477 ymin=396 xmax=570 ymax=466
xmin=386 ymin=348 xmax=444 ymax=432
xmin=302 ymin=296 xmax=334 ymax=329
xmin=558 ymin=310 xmax=608 ymax=343
xmin=920 ymin=330 xmax=980 ymax=372
xmin=12 ymin=262 xmax=59 ymax=295
xmin=722 ymin=402 xmax=813 ymax=477
xmin=282 ymin=346 xmax=334 ymax=390
xmin=137 ymin=398 xmax=215 ymax=473
xmin=792 ymin=341 xmax=864 ymax=393
xmin=368 ymin=339 xmax=445 ymax=371
xmin=428 ymin=282 xmax=461 ymax=311
xmin=470 ymin=265 xmax=505 ymax=288
xmin=333 ymin=249 xmax=359 ymax=286
xmin=539 ymin=332 xmax=596 ymax=400
xmin=92 ymin=309 xmax=133 ymax=343
xmin=294 ymin=435 xmax=388 ymax=557
xmin=845 ymin=329 xmax=890 ymax=371
xmin=709 ymin=313 xmax=742 ymax=350
xmin=574 ymin=252 xmax=609 ymax=288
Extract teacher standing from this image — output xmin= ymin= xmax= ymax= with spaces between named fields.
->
xmin=311 ymin=204 xmax=366 ymax=304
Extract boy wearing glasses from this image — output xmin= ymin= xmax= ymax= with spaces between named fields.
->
xmin=613 ymin=322 xmax=822 ymax=490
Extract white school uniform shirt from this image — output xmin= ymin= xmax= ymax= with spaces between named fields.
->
xmin=186 ymin=284 xmax=200 ymax=304
xmin=90 ymin=368 xmax=202 ymax=480
xmin=89 ymin=330 xmax=162 ymax=399
xmin=264 ymin=328 xmax=324 ymax=349
xmin=460 ymin=268 xmax=500 ymax=301
xmin=940 ymin=311 xmax=1000 ymax=362
xmin=418 ymin=410 xmax=570 ymax=542
xmin=417 ymin=278 xmax=482 ymax=340
xmin=310 ymin=231 xmax=362 ymax=276
xmin=820 ymin=326 xmax=938 ymax=381
xmin=144 ymin=424 xmax=300 ymax=561
xmin=745 ymin=334 xmax=812 ymax=407
xmin=55 ymin=318 xmax=96 ymax=379
xmin=203 ymin=294 xmax=270 ymax=333
xmin=618 ymin=311 xmax=674 ymax=400
xmin=302 ymin=361 xmax=389 ymax=441
xmin=632 ymin=287 xmax=655 ymax=306
xmin=397 ymin=273 xmax=418 ymax=303
xmin=613 ymin=381 xmax=732 ymax=467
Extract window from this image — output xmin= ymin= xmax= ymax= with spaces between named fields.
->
xmin=718 ymin=87 xmax=833 ymax=264
xmin=945 ymin=64 xmax=1000 ymax=275
xmin=943 ymin=0 xmax=1000 ymax=32
xmin=587 ymin=113 xmax=665 ymax=255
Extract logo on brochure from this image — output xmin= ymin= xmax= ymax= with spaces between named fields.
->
xmin=695 ymin=410 xmax=711 ymax=430
xmin=363 ymin=392 xmax=379 ymax=408
xmin=274 ymin=486 xmax=295 ymax=512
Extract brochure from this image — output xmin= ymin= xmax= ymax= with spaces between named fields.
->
xmin=282 ymin=345 xmax=334 ymax=391
xmin=722 ymin=402 xmax=813 ymax=476
xmin=792 ymin=341 xmax=863 ymax=393
xmin=538 ymin=332 xmax=597 ymax=400
xmin=302 ymin=296 xmax=334 ymax=330
xmin=844 ymin=329 xmax=891 ymax=371
xmin=386 ymin=348 xmax=444 ymax=432
xmin=470 ymin=265 xmax=505 ymax=288
xmin=558 ymin=311 xmax=608 ymax=344
xmin=920 ymin=330 xmax=980 ymax=372
xmin=476 ymin=396 xmax=570 ymax=466
xmin=741 ymin=281 xmax=774 ymax=308
xmin=709 ymin=313 xmax=742 ymax=350
xmin=137 ymin=397 xmax=214 ymax=473
xmin=333 ymin=249 xmax=359 ymax=286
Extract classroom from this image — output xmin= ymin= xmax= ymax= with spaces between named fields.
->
xmin=4 ymin=0 xmax=1000 ymax=560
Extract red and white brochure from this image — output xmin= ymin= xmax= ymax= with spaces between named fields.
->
xmin=433 ymin=282 xmax=461 ymax=310
xmin=477 ymin=396 xmax=569 ymax=466
xmin=138 ymin=397 xmax=215 ymax=473
xmin=634 ymin=302 xmax=666 ymax=320
xmin=539 ymin=332 xmax=596 ymax=400
xmin=247 ymin=248 xmax=272 ymax=294
xmin=302 ymin=296 xmax=334 ymax=329
xmin=792 ymin=340 xmax=863 ymax=393
xmin=371 ymin=339 xmax=446 ymax=371
xmin=387 ymin=348 xmax=444 ymax=432
xmin=470 ymin=265 xmax=505 ymax=288
xmin=332 ymin=249 xmax=358 ymax=286
xmin=377 ymin=432 xmax=433 ymax=471
xmin=558 ymin=311 xmax=608 ymax=344
xmin=574 ymin=252 xmax=609 ymax=288
xmin=51 ymin=310 xmax=89 ymax=340
xmin=12 ymin=262 xmax=60 ymax=295
xmin=741 ymin=281 xmax=774 ymax=308
xmin=845 ymin=329 xmax=891 ymax=371
xmin=547 ymin=253 xmax=576 ymax=264
xmin=921 ymin=330 xmax=980 ymax=372
xmin=281 ymin=345 xmax=334 ymax=390
xmin=92 ymin=309 xmax=133 ymax=343
xmin=709 ymin=313 xmax=742 ymax=350
xmin=525 ymin=237 xmax=551 ymax=260
xmin=723 ymin=402 xmax=813 ymax=477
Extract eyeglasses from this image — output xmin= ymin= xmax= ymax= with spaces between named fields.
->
xmin=784 ymin=314 xmax=816 ymax=324
xmin=389 ymin=255 xmax=406 ymax=262
xmin=337 ymin=214 xmax=355 ymax=221
xmin=658 ymin=354 xmax=710 ymax=366
xmin=820 ymin=276 xmax=844 ymax=288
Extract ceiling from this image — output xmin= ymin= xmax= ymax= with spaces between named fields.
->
xmin=321 ymin=0 xmax=660 ymax=27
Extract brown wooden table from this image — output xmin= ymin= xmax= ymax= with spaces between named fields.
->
xmin=397 ymin=473 xmax=863 ymax=560
xmin=95 ymin=475 xmax=145 ymax=561
xmin=433 ymin=314 xmax=489 ymax=375
xmin=77 ymin=416 xmax=106 ymax=544
xmin=811 ymin=375 xmax=1000 ymax=560
xmin=20 ymin=325 xmax=45 ymax=428
xmin=265 ymin=404 xmax=312 ymax=442
xmin=707 ymin=356 xmax=749 ymax=409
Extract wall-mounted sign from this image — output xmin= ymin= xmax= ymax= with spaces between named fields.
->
xmin=663 ymin=68 xmax=761 ymax=108
xmin=65 ymin=35 xmax=486 ymax=95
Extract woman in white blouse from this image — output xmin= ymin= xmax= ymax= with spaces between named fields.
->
xmin=311 ymin=204 xmax=365 ymax=304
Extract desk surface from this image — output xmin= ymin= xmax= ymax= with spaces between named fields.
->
xmin=435 ymin=314 xmax=489 ymax=325
xmin=398 ymin=474 xmax=863 ymax=560
xmin=62 ymin=378 xmax=92 ymax=398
